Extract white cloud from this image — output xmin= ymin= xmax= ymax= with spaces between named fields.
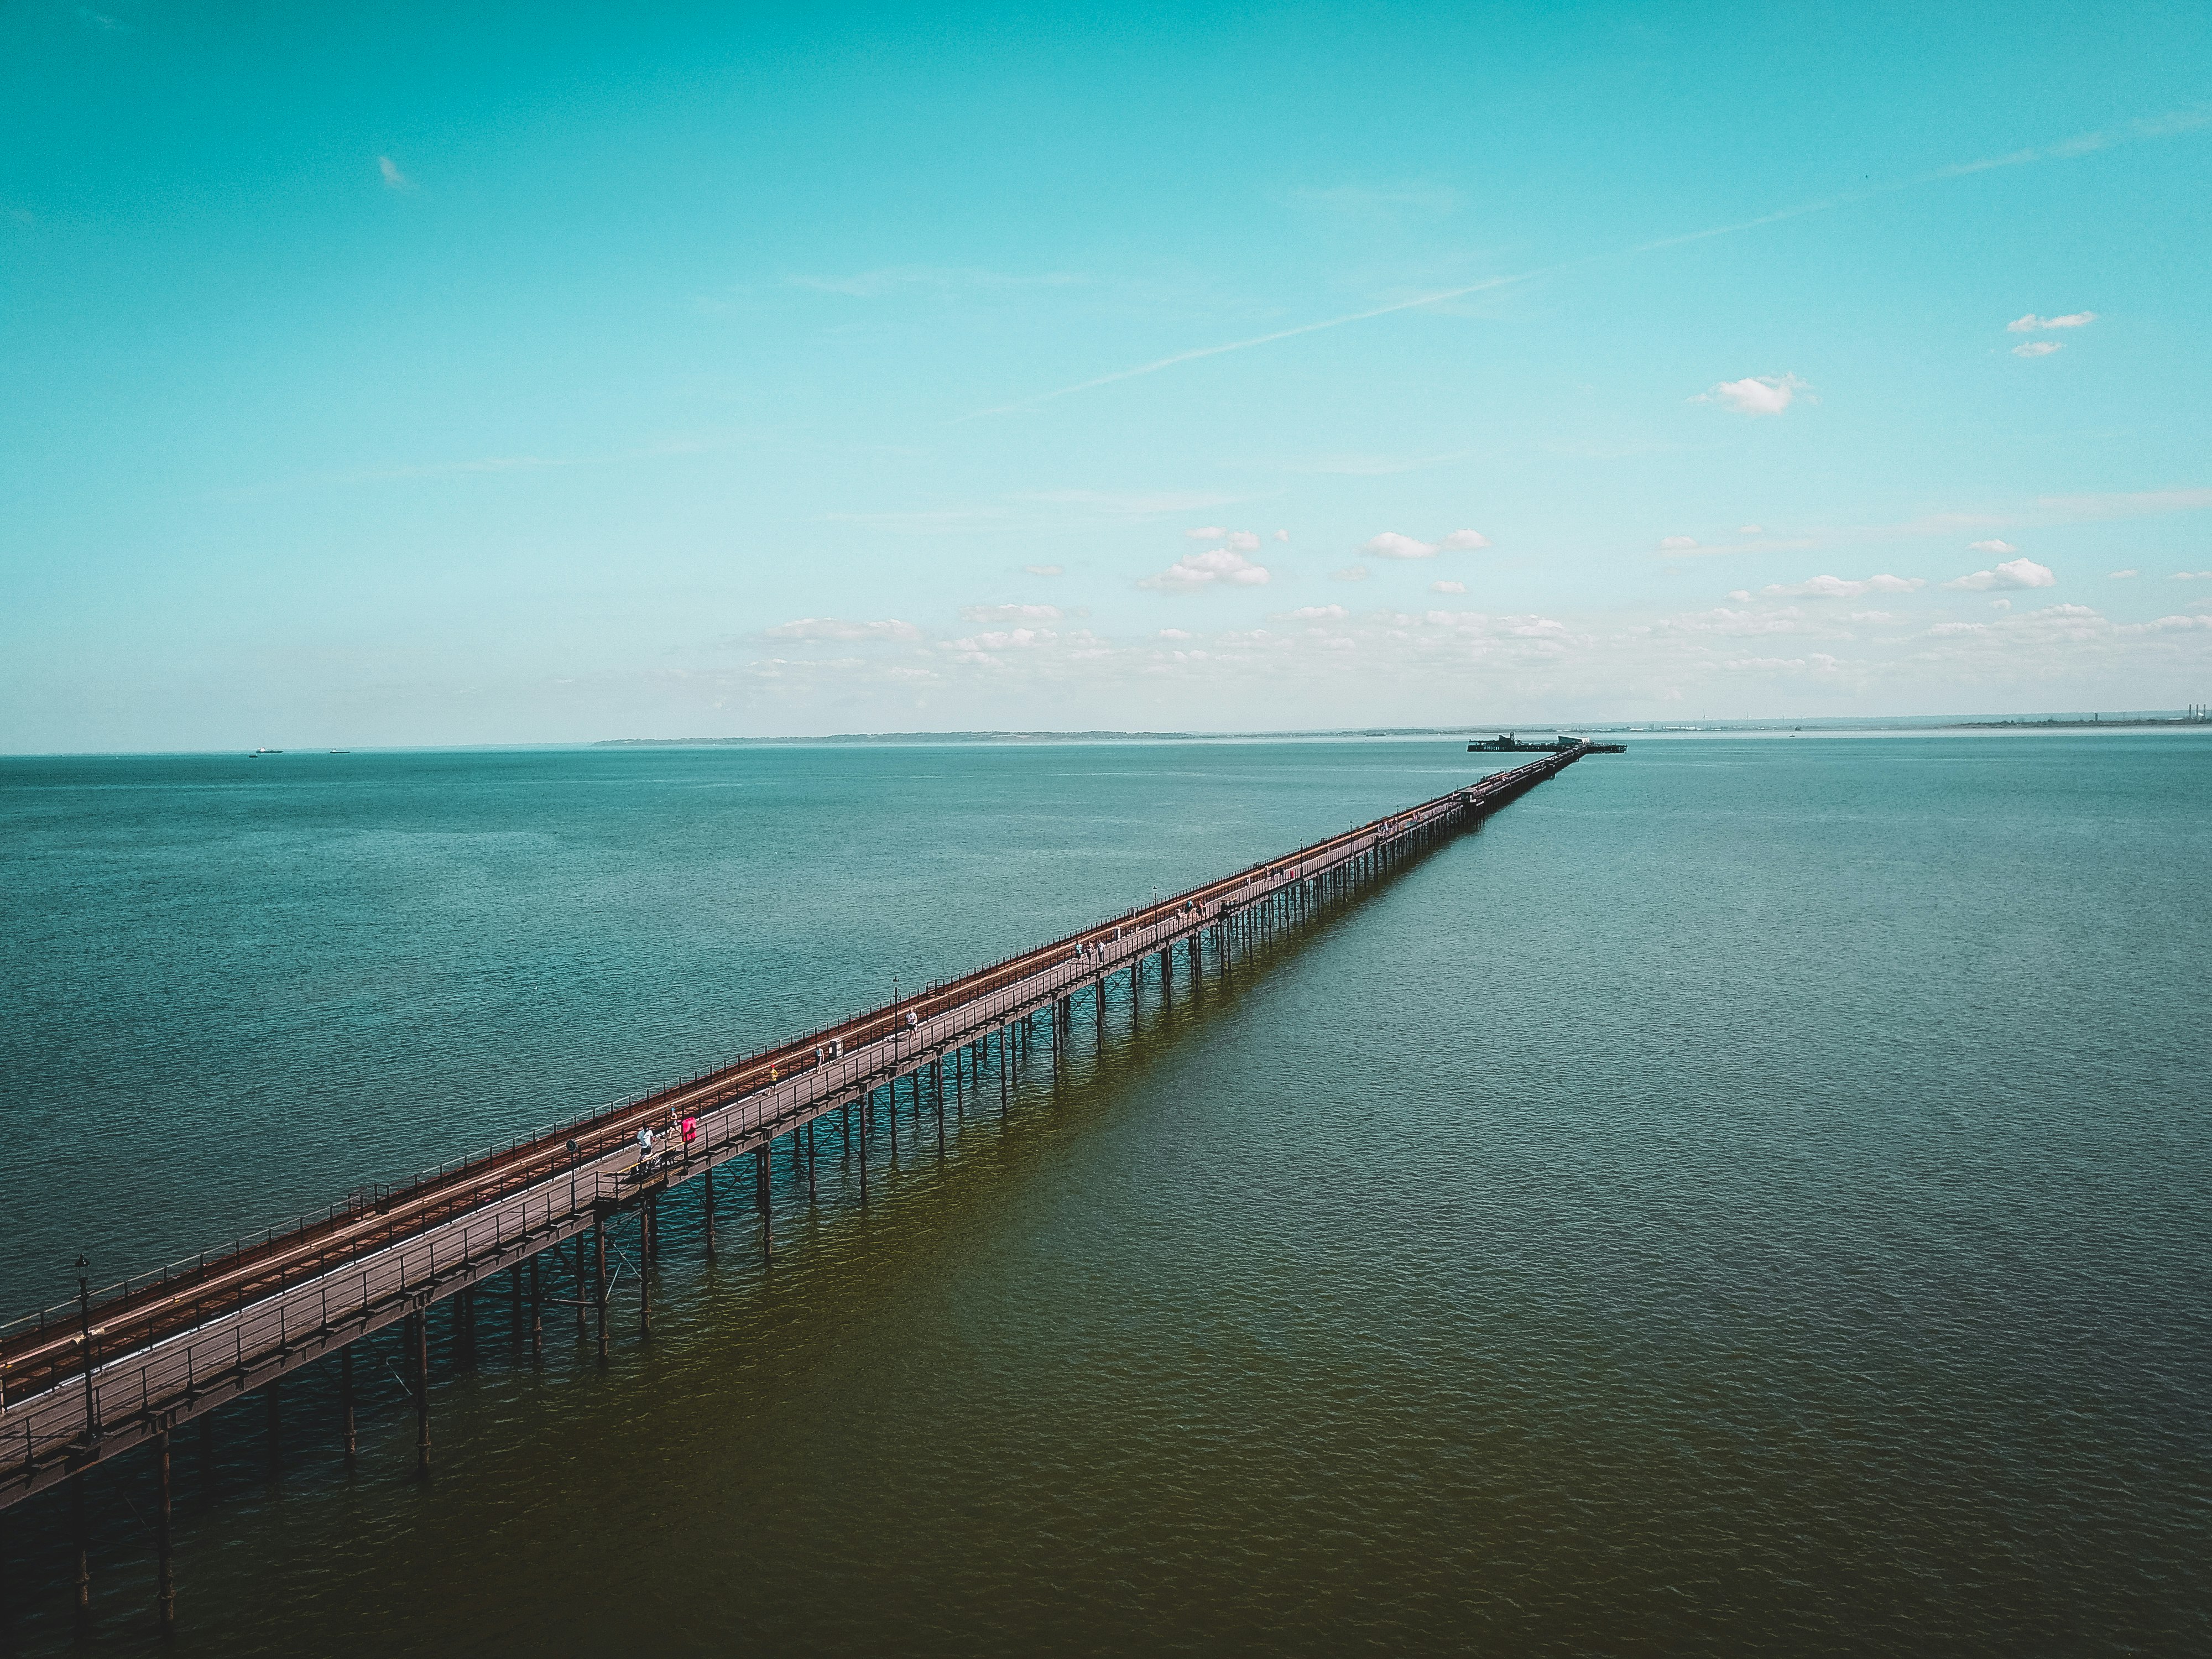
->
xmin=1140 ymin=547 xmax=1271 ymax=592
xmin=961 ymin=603 xmax=1062 ymax=623
xmin=1224 ymin=530 xmax=1261 ymax=551
xmin=1929 ymin=622 xmax=1988 ymax=635
xmin=1272 ymin=529 xmax=1290 ymax=542
xmin=2006 ymin=311 xmax=2098 ymax=331
xmin=1363 ymin=531 xmax=1438 ymax=560
xmin=1279 ymin=604 xmax=1349 ymax=622
xmin=1968 ymin=540 xmax=2018 ymax=554
xmin=1660 ymin=535 xmax=1700 ymax=550
xmin=2012 ymin=341 xmax=2064 ymax=358
xmin=1943 ymin=557 xmax=2057 ymax=591
xmin=1845 ymin=610 xmax=1903 ymax=622
xmin=1440 ymin=529 xmax=1492 ymax=551
xmin=1331 ymin=566 xmax=1369 ymax=582
xmin=1991 ymin=598 xmax=2013 ymax=612
xmin=765 ymin=617 xmax=923 ymax=641
xmin=1024 ymin=564 xmax=1063 ymax=576
xmin=1157 ymin=628 xmax=1194 ymax=640
xmin=1431 ymin=580 xmax=1467 ymax=594
xmin=1761 ymin=573 xmax=1925 ymax=598
xmin=1700 ymin=373 xmax=1807 ymax=416
xmin=1185 ymin=525 xmax=1226 ymax=540
xmin=948 ymin=627 xmax=1058 ymax=657
xmin=1726 ymin=589 xmax=1751 ymax=602
xmin=1739 ymin=524 xmax=1764 ymax=534
xmin=2174 ymin=570 xmax=2212 ymax=580
xmin=2108 ymin=568 xmax=2138 ymax=578
xmin=378 ymin=156 xmax=413 ymax=191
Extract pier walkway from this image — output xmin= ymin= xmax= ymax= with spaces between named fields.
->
xmin=0 ymin=744 xmax=1595 ymax=1546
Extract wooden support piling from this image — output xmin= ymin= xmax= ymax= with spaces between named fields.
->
xmin=71 ymin=1472 xmax=90 ymax=1639
xmin=573 ymin=1239 xmax=588 ymax=1339
xmin=755 ymin=1146 xmax=771 ymax=1257
xmin=340 ymin=1345 xmax=356 ymax=1467
xmin=154 ymin=1428 xmax=174 ymax=1637
xmin=411 ymin=1312 xmax=430 ymax=1478
xmin=593 ymin=1220 xmax=608 ymax=1363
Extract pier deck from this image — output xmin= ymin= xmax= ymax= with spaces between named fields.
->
xmin=0 ymin=744 xmax=1593 ymax=1516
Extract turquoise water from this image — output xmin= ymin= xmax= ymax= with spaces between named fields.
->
xmin=2 ymin=734 xmax=2207 ymax=1654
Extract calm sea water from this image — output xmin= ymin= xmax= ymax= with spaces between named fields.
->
xmin=2 ymin=734 xmax=2206 ymax=1655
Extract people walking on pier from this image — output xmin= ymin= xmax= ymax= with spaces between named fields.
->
xmin=680 ymin=1115 xmax=697 ymax=1149
xmin=637 ymin=1123 xmax=655 ymax=1162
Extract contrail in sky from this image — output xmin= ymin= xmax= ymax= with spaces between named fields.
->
xmin=962 ymin=275 xmax=1531 ymax=418
xmin=962 ymin=100 xmax=2211 ymax=419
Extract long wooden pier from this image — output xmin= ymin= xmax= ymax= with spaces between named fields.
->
xmin=0 ymin=743 xmax=1597 ymax=1632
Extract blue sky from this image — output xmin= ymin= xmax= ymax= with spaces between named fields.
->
xmin=4 ymin=1 xmax=2209 ymax=747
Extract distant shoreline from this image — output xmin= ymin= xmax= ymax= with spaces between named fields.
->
xmin=593 ymin=713 xmax=2212 ymax=747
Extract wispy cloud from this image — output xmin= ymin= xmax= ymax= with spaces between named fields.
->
xmin=957 ymin=102 xmax=2209 ymax=421
xmin=1290 ymin=450 xmax=1476 ymax=476
xmin=764 ymin=617 xmax=923 ymax=642
xmin=2038 ymin=488 xmax=2212 ymax=519
xmin=1285 ymin=183 xmax=1462 ymax=216
xmin=961 ymin=603 xmax=1062 ymax=624
xmin=964 ymin=275 xmax=1527 ymax=418
xmin=378 ymin=156 xmax=413 ymax=192
xmin=789 ymin=266 xmax=1087 ymax=298
xmin=1021 ymin=488 xmax=1247 ymax=518
xmin=1944 ymin=105 xmax=2211 ymax=178
xmin=2007 ymin=311 xmax=2097 ymax=332
xmin=1761 ymin=573 xmax=1924 ymax=598
xmin=2012 ymin=340 xmax=2063 ymax=358
xmin=824 ymin=506 xmax=1015 ymax=534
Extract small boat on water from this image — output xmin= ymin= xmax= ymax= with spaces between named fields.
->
xmin=251 ymin=748 xmax=282 ymax=755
